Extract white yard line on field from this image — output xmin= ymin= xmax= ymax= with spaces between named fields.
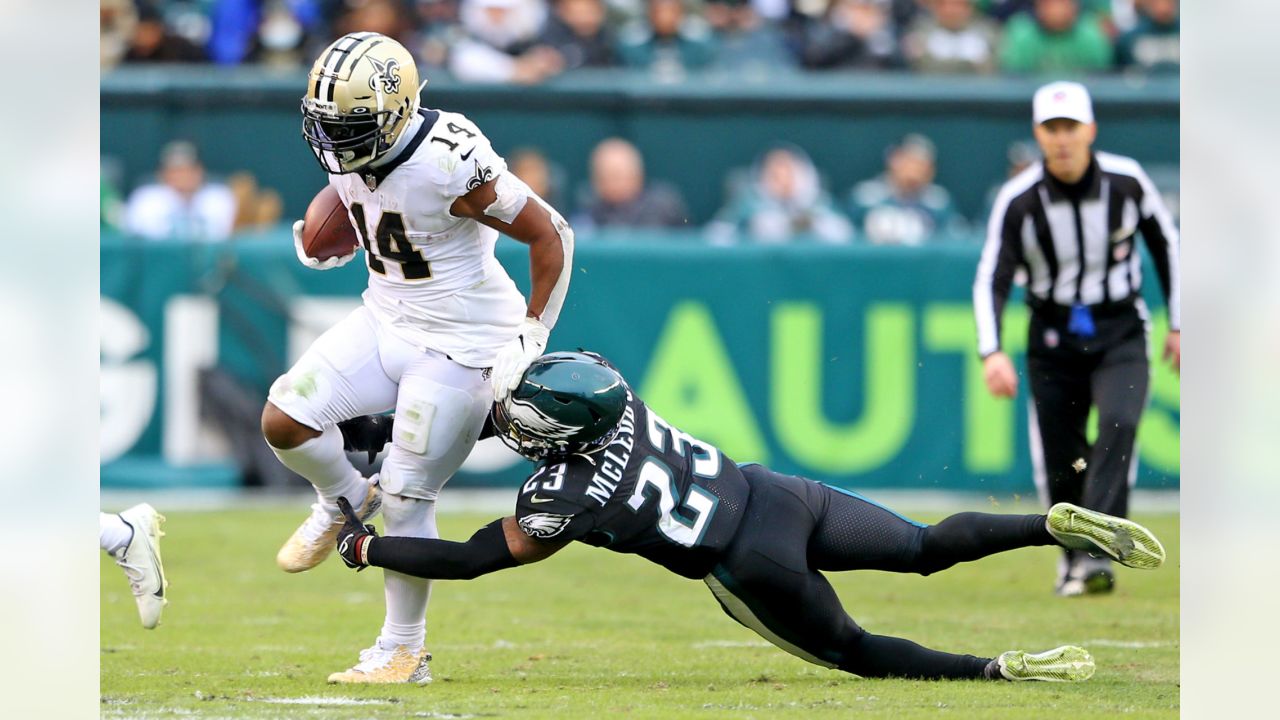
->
xmin=255 ymin=696 xmax=390 ymax=706
xmin=1083 ymin=639 xmax=1177 ymax=649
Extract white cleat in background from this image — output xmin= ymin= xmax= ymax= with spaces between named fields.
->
xmin=112 ymin=503 xmax=168 ymax=629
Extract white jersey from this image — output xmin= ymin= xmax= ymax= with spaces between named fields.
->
xmin=329 ymin=109 xmax=527 ymax=368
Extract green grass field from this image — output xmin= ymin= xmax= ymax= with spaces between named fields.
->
xmin=101 ymin=506 xmax=1179 ymax=719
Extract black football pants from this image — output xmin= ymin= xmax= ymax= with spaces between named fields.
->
xmin=1025 ymin=303 xmax=1149 ymax=520
xmin=704 ymin=466 xmax=1056 ymax=680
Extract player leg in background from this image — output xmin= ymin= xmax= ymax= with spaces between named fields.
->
xmin=804 ymin=472 xmax=1163 ymax=579
xmin=328 ymin=350 xmax=491 ymax=685
xmin=1026 ymin=331 xmax=1094 ymax=596
xmin=1078 ymin=327 xmax=1150 ymax=593
xmin=263 ymin=306 xmax=398 ymax=573
xmin=705 ymin=470 xmax=1091 ymax=681
xmin=101 ymin=504 xmax=167 ymax=629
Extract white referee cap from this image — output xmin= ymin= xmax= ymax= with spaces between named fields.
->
xmin=1033 ymin=81 xmax=1094 ymax=125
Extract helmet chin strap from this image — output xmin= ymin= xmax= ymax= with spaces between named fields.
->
xmin=415 ymin=78 xmax=428 ymax=110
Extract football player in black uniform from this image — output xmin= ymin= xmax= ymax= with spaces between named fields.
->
xmin=334 ymin=351 xmax=1165 ymax=682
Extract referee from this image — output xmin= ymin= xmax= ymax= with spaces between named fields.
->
xmin=973 ymin=81 xmax=1180 ymax=597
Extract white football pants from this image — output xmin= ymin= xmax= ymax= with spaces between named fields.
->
xmin=267 ymin=305 xmax=492 ymax=501
xmin=268 ymin=305 xmax=492 ymax=649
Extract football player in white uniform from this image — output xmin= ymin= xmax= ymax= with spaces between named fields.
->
xmin=259 ymin=32 xmax=575 ymax=684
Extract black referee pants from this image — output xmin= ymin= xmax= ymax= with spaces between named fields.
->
xmin=1026 ymin=302 xmax=1149 ymax=520
xmin=704 ymin=466 xmax=1056 ymax=680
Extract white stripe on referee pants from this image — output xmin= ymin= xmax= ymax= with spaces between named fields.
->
xmin=1028 ymin=399 xmax=1050 ymax=508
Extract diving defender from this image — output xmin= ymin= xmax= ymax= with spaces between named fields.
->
xmin=335 ymin=352 xmax=1165 ymax=682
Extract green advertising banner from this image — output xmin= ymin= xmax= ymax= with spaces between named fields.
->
xmin=101 ymin=232 xmax=1179 ymax=493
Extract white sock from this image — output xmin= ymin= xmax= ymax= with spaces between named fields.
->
xmin=379 ymin=495 xmax=437 ymax=650
xmin=100 ymin=513 xmax=133 ymax=555
xmin=269 ymin=426 xmax=366 ymax=506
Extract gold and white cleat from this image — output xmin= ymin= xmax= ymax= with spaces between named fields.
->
xmin=113 ymin=503 xmax=168 ymax=629
xmin=327 ymin=643 xmax=432 ymax=685
xmin=277 ymin=480 xmax=381 ymax=573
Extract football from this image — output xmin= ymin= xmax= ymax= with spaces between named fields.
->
xmin=301 ymin=185 xmax=359 ymax=261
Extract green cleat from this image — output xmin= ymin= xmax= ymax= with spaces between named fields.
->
xmin=996 ymin=645 xmax=1096 ymax=682
xmin=1046 ymin=503 xmax=1166 ymax=570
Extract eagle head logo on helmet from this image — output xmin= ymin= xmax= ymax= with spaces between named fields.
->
xmin=300 ymin=33 xmax=423 ymax=175
xmin=506 ymin=398 xmax=586 ymax=441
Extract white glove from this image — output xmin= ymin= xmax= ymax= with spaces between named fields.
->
xmin=491 ymin=316 xmax=550 ymax=402
xmin=292 ymin=220 xmax=357 ymax=271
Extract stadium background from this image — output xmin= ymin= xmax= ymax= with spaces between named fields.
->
xmin=99 ymin=0 xmax=1180 ymax=496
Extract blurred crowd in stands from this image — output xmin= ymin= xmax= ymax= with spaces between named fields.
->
xmin=102 ymin=142 xmax=284 ymax=241
xmin=107 ymin=130 xmax=1173 ymax=246
xmin=101 ymin=0 xmax=1179 ymax=79
xmin=100 ymin=0 xmax=1178 ymax=243
xmin=578 ymin=133 xmax=1003 ymax=245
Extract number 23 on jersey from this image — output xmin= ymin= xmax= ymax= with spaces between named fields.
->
xmin=628 ymin=412 xmax=722 ymax=548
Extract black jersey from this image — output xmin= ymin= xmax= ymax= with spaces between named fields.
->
xmin=513 ymin=389 xmax=751 ymax=579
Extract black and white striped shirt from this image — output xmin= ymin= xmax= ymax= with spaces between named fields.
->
xmin=973 ymin=152 xmax=1180 ymax=357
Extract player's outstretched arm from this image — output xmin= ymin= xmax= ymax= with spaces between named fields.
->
xmin=336 ymin=498 xmax=566 ymax=579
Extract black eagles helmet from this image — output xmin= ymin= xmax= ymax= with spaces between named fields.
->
xmin=492 ymin=351 xmax=630 ymax=460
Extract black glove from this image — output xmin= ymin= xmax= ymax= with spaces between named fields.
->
xmin=338 ymin=414 xmax=394 ymax=464
xmin=336 ymin=496 xmax=379 ymax=571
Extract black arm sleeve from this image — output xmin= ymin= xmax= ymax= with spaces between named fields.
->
xmin=975 ymin=197 xmax=1026 ymax=357
xmin=989 ymin=216 xmax=1023 ymax=344
xmin=366 ymin=519 xmax=518 ymax=580
xmin=338 ymin=414 xmax=394 ymax=462
xmin=1138 ymin=212 xmax=1176 ymax=325
xmin=478 ymin=412 xmax=497 ymax=441
xmin=1132 ymin=168 xmax=1180 ymax=331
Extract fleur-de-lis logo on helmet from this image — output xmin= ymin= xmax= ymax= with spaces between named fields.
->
xmin=367 ymin=56 xmax=402 ymax=95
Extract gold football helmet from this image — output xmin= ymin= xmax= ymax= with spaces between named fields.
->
xmin=301 ymin=33 xmax=422 ymax=174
